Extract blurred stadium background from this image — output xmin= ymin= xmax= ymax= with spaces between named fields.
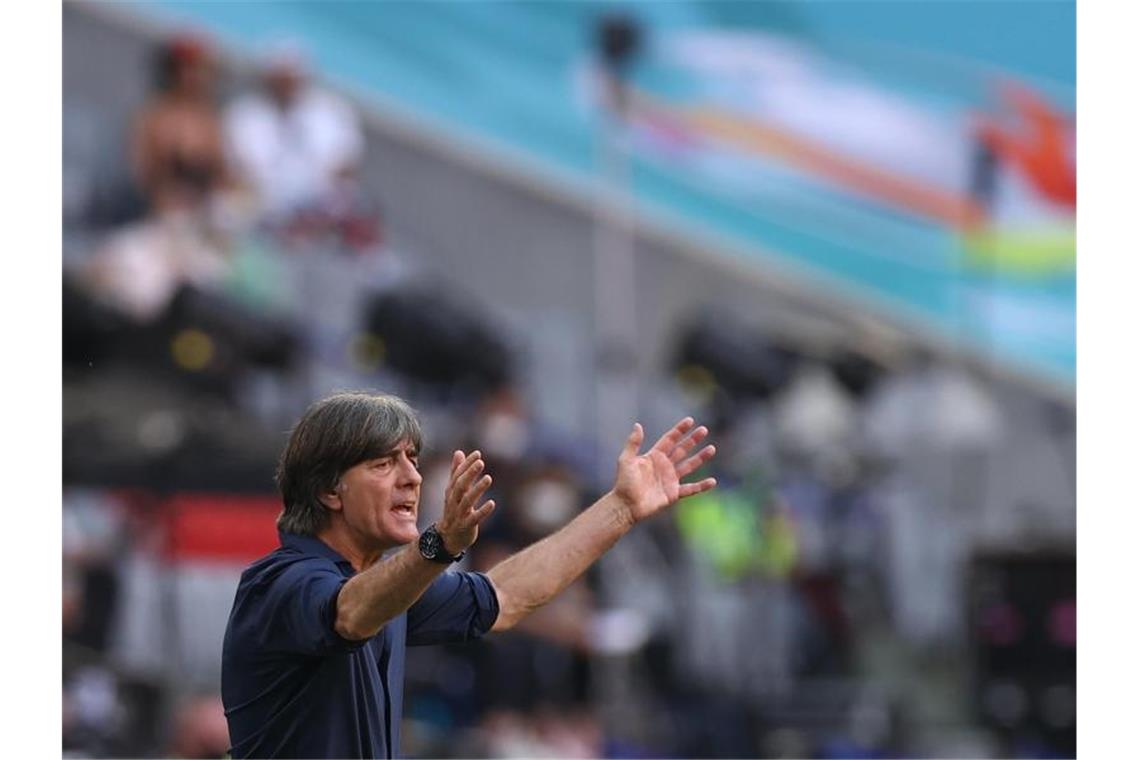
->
xmin=61 ymin=1 xmax=1075 ymax=757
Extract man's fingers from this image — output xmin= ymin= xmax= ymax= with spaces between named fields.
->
xmin=471 ymin=499 xmax=497 ymax=525
xmin=651 ymin=417 xmax=695 ymax=455
xmin=678 ymin=477 xmax=717 ymax=499
xmin=669 ymin=426 xmax=708 ymax=463
xmin=451 ymin=450 xmax=465 ymax=473
xmin=449 ymin=451 xmax=481 ymax=487
xmin=448 ymin=451 xmax=481 ymax=487
xmin=445 ymin=452 xmax=483 ymax=507
xmin=459 ymin=473 xmax=493 ymax=513
xmin=620 ymin=423 xmax=644 ymax=461
xmin=453 ymin=462 xmax=486 ymax=504
xmin=676 ymin=444 xmax=716 ymax=478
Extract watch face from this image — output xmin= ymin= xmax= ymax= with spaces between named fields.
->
xmin=420 ymin=525 xmax=462 ymax=563
xmin=419 ymin=528 xmax=444 ymax=558
xmin=420 ymin=528 xmax=441 ymax=559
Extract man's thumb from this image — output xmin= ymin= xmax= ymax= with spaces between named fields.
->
xmin=621 ymin=423 xmax=644 ymax=460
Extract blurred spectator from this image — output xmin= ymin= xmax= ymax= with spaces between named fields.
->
xmin=80 ymin=216 xmax=230 ymax=324
xmin=470 ymin=707 xmax=603 ymax=758
xmin=167 ymin=695 xmax=230 ymax=759
xmin=63 ymin=490 xmax=128 ymax=653
xmin=131 ymin=33 xmax=231 ymax=219
xmin=81 ymin=34 xmax=235 ymax=325
xmin=773 ymin=361 xmax=857 ymax=468
xmin=67 ymin=36 xmax=306 ymax=407
xmin=224 ymin=40 xmax=380 ymax=250
xmin=62 ymin=666 xmax=126 ymax=756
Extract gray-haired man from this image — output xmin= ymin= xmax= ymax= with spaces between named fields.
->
xmin=222 ymin=391 xmax=716 ymax=758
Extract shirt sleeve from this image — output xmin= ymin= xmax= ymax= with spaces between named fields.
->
xmin=406 ymin=570 xmax=500 ymax=646
xmin=263 ymin=559 xmax=367 ymax=656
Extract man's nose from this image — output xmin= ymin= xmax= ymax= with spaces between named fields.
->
xmin=401 ymin=459 xmax=423 ymax=486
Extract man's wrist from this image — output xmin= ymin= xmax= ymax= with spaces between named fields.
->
xmin=434 ymin=522 xmax=465 ymax=556
xmin=603 ymin=490 xmax=638 ymax=532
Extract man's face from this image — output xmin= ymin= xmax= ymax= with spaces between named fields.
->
xmin=266 ymin=68 xmax=303 ymax=109
xmin=175 ymin=57 xmax=215 ymax=99
xmin=334 ymin=440 xmax=423 ymax=550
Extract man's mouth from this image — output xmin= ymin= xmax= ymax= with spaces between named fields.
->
xmin=392 ymin=503 xmax=417 ymax=519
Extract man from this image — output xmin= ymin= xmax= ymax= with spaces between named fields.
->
xmin=221 ymin=392 xmax=716 ymax=758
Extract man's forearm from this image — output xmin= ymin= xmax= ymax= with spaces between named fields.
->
xmin=334 ymin=544 xmax=446 ymax=640
xmin=487 ymin=491 xmax=634 ymax=631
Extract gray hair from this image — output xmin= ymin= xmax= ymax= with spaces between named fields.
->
xmin=276 ymin=391 xmax=423 ymax=535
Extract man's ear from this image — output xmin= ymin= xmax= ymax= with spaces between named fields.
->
xmin=318 ymin=482 xmax=344 ymax=512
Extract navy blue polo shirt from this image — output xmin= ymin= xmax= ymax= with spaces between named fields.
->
xmin=221 ymin=532 xmax=499 ymax=759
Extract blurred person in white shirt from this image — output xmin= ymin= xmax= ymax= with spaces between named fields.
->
xmin=224 ymin=41 xmax=366 ymax=226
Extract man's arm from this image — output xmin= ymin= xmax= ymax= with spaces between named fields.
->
xmin=334 ymin=450 xmax=496 ymax=641
xmin=334 ymin=543 xmax=450 ymax=641
xmin=487 ymin=417 xmax=717 ymax=632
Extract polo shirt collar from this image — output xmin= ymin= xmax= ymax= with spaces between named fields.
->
xmin=280 ymin=531 xmax=355 ymax=574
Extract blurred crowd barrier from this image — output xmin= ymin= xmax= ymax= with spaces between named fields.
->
xmin=63 ymin=3 xmax=1074 ymax=759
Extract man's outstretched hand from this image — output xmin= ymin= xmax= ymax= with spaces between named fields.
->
xmin=611 ymin=417 xmax=717 ymax=526
xmin=437 ymin=450 xmax=496 ymax=555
